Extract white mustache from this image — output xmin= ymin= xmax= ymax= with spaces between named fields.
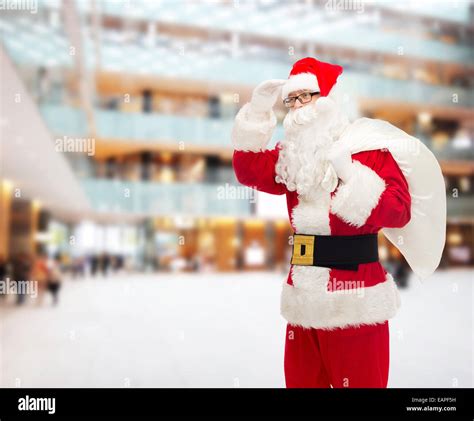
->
xmin=283 ymin=102 xmax=319 ymax=130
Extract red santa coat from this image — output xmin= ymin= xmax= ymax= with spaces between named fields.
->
xmin=232 ymin=110 xmax=412 ymax=329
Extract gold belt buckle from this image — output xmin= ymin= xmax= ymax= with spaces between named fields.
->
xmin=291 ymin=234 xmax=315 ymax=265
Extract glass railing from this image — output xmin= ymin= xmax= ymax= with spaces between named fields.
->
xmin=446 ymin=196 xmax=474 ymax=219
xmin=40 ymin=104 xmax=473 ymax=160
xmin=0 ymin=15 xmax=72 ymax=67
xmin=81 ymin=178 xmax=253 ymax=216
xmin=40 ymin=103 xmax=285 ymax=147
xmin=342 ymin=73 xmax=473 ymax=108
xmin=69 ymin=0 xmax=472 ymax=64
xmin=2 ymin=13 xmax=471 ymax=109
xmin=41 ymin=104 xmax=89 ymax=137
xmin=95 ymin=108 xmax=251 ymax=147
xmin=430 ymin=146 xmax=474 ymax=161
xmin=416 ymin=134 xmax=474 ymax=161
xmin=21 ymin=53 xmax=471 ymax=108
xmin=381 ymin=2 xmax=472 ymax=24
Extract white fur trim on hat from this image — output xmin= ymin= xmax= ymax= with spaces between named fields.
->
xmin=281 ymin=72 xmax=320 ymax=100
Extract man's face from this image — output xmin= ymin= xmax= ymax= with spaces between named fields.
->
xmin=285 ymin=89 xmax=321 ymax=109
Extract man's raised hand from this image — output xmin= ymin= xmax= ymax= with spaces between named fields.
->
xmin=250 ymin=79 xmax=287 ymax=113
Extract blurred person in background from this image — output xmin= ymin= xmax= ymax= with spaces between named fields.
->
xmin=384 ymin=250 xmax=411 ymax=289
xmin=90 ymin=254 xmax=99 ymax=277
xmin=12 ymin=252 xmax=32 ymax=306
xmin=232 ymin=57 xmax=446 ymax=388
xmin=71 ymin=255 xmax=86 ymax=279
xmin=46 ymin=255 xmax=62 ymax=306
xmin=0 ymin=253 xmax=8 ymax=301
xmin=101 ymin=252 xmax=111 ymax=277
xmin=32 ymin=251 xmax=49 ymax=306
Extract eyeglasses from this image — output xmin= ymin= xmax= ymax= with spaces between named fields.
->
xmin=283 ymin=91 xmax=320 ymax=108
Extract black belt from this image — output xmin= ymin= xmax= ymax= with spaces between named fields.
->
xmin=291 ymin=233 xmax=379 ymax=271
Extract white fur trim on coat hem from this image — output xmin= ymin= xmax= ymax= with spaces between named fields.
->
xmin=280 ymin=272 xmax=401 ymax=330
xmin=330 ymin=160 xmax=386 ymax=228
xmin=231 ymin=102 xmax=277 ymax=152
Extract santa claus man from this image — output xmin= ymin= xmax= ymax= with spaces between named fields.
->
xmin=231 ymin=57 xmax=446 ymax=388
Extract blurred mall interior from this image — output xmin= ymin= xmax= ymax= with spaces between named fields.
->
xmin=0 ymin=0 xmax=473 ymax=387
xmin=1 ymin=0 xmax=473 ymax=276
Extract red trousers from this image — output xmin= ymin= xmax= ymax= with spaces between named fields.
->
xmin=284 ymin=321 xmax=389 ymax=388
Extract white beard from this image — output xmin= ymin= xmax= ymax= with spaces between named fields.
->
xmin=275 ymin=94 xmax=350 ymax=199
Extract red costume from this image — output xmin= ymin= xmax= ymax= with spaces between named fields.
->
xmin=231 ymin=57 xmax=445 ymax=388
xmin=233 ymin=145 xmax=409 ymax=387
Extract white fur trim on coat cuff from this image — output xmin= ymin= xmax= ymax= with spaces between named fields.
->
xmin=330 ymin=160 xmax=386 ymax=228
xmin=231 ymin=102 xmax=277 ymax=152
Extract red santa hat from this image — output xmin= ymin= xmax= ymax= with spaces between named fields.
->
xmin=281 ymin=57 xmax=344 ymax=99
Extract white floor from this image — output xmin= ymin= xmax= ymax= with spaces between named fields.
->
xmin=0 ymin=269 xmax=472 ymax=388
